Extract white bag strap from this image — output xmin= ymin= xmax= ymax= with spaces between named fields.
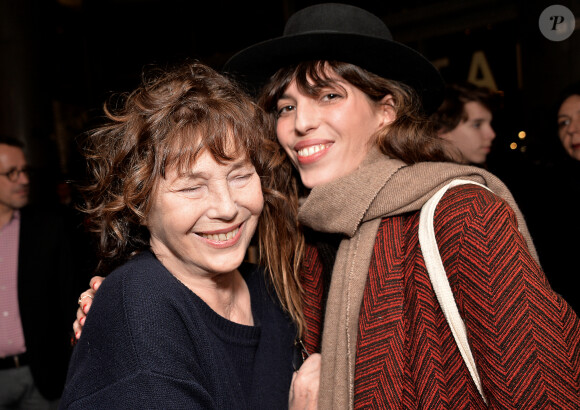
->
xmin=418 ymin=179 xmax=489 ymax=404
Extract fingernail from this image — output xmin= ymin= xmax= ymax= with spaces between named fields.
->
xmin=82 ymin=304 xmax=88 ymax=313
xmin=80 ymin=317 xmax=85 ymax=326
xmin=75 ymin=331 xmax=80 ymax=340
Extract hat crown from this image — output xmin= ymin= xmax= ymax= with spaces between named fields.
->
xmin=284 ymin=3 xmax=393 ymax=40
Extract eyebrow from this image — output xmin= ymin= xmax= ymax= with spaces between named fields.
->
xmin=466 ymin=117 xmax=490 ymax=123
xmin=178 ymin=158 xmax=251 ymax=180
xmin=278 ymin=93 xmax=295 ymax=102
xmin=558 ymin=111 xmax=580 ymax=119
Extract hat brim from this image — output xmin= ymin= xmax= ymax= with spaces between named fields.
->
xmin=224 ymin=32 xmax=444 ymax=114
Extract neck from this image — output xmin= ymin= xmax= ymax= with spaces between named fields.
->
xmin=174 ymin=267 xmax=254 ymax=326
xmin=0 ymin=206 xmax=15 ymax=230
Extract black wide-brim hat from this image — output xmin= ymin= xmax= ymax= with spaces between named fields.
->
xmin=224 ymin=3 xmax=444 ymax=114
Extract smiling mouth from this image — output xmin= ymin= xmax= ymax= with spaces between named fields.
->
xmin=198 ymin=225 xmax=241 ymax=242
xmin=296 ymin=144 xmax=331 ymax=158
xmin=199 ymin=226 xmax=240 ymax=242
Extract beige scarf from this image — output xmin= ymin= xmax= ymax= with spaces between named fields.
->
xmin=298 ymin=149 xmax=538 ymax=409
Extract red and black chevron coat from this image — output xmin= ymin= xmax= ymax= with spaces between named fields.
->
xmin=300 ymin=184 xmax=580 ymax=408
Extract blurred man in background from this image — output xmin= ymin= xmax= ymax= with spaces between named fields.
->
xmin=0 ymin=136 xmax=89 ymax=409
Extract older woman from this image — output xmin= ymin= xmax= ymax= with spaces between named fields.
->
xmin=61 ymin=62 xmax=321 ymax=409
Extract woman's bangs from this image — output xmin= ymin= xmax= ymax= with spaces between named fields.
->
xmin=162 ymin=122 xmax=253 ymax=177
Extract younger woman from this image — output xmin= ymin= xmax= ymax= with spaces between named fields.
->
xmin=225 ymin=3 xmax=580 ymax=408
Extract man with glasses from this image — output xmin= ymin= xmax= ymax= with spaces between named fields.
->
xmin=0 ymin=136 xmax=85 ymax=409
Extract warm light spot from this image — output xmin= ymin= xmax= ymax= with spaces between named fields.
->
xmin=510 ymin=142 xmax=518 ymax=150
xmin=518 ymin=131 xmax=526 ymax=139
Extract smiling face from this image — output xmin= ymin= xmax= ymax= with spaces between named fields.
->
xmin=557 ymin=94 xmax=580 ymax=161
xmin=275 ymin=74 xmax=392 ymax=188
xmin=439 ymin=101 xmax=496 ymax=165
xmin=145 ymin=149 xmax=263 ymax=282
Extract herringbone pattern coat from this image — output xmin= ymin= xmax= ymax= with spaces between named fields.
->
xmin=301 ymin=185 xmax=580 ymax=409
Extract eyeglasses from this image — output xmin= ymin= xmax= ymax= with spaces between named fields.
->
xmin=0 ymin=167 xmax=30 ymax=182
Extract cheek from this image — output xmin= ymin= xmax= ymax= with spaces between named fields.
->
xmin=559 ymin=131 xmax=570 ymax=147
xmin=240 ymin=181 xmax=264 ymax=216
xmin=276 ymin=120 xmax=291 ymax=145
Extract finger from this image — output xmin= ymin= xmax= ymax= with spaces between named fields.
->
xmin=72 ymin=319 xmax=82 ymax=340
xmin=73 ymin=311 xmax=83 ymax=339
xmin=77 ymin=292 xmax=94 ymax=304
xmin=73 ymin=306 xmax=87 ymax=340
xmin=76 ymin=305 xmax=86 ymax=321
xmin=77 ymin=294 xmax=94 ymax=315
xmin=89 ymin=276 xmax=105 ymax=291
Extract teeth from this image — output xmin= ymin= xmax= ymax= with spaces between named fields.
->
xmin=297 ymin=144 xmax=328 ymax=157
xmin=201 ymin=228 xmax=239 ymax=242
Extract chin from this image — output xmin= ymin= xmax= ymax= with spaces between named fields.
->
xmin=300 ymin=170 xmax=339 ymax=189
xmin=210 ymin=252 xmax=248 ymax=273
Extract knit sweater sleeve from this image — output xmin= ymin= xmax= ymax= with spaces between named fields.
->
xmin=435 ymin=184 xmax=580 ymax=408
xmin=63 ymin=372 xmax=215 ymax=409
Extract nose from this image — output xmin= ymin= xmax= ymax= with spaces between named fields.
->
xmin=294 ymin=99 xmax=319 ymax=136
xmin=485 ymin=124 xmax=496 ymax=141
xmin=16 ymin=169 xmax=30 ymax=184
xmin=568 ymin=117 xmax=580 ymax=135
xmin=207 ymin=183 xmax=238 ymax=221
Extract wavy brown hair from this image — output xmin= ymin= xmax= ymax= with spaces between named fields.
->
xmin=81 ymin=62 xmax=305 ymax=334
xmin=258 ymin=60 xmax=452 ymax=165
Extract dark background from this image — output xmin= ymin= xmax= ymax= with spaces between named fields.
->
xmin=1 ymin=0 xmax=579 ymax=202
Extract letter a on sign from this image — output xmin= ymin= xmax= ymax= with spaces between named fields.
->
xmin=467 ymin=51 xmax=498 ymax=91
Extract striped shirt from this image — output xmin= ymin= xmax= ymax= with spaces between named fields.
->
xmin=0 ymin=210 xmax=26 ymax=357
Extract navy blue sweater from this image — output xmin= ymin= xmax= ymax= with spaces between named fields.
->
xmin=60 ymin=251 xmax=296 ymax=409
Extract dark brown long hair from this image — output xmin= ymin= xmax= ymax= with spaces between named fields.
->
xmin=81 ymin=62 xmax=306 ymax=334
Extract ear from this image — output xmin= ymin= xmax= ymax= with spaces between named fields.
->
xmin=377 ymin=94 xmax=397 ymax=128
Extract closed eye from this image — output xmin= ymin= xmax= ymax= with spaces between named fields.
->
xmin=179 ymin=186 xmax=202 ymax=193
xmin=230 ymin=172 xmax=255 ymax=187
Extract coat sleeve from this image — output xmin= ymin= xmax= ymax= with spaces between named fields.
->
xmin=437 ymin=185 xmax=580 ymax=408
